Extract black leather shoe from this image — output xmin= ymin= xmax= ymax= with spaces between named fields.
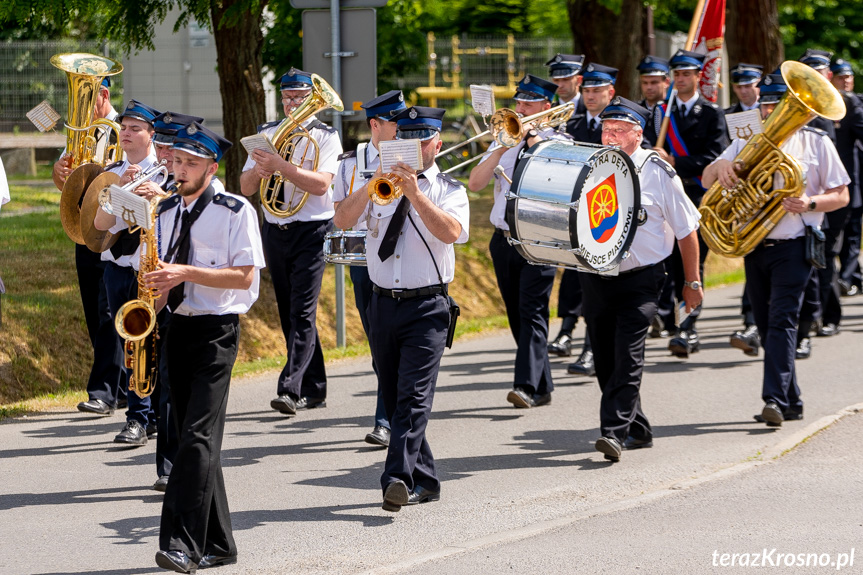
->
xmin=198 ymin=553 xmax=237 ymax=569
xmin=754 ymin=411 xmax=803 ymax=425
xmin=506 ymin=388 xmax=533 ymax=408
xmin=365 ymin=425 xmax=390 ymax=447
xmin=648 ymin=315 xmax=670 ymax=338
xmin=153 ymin=475 xmax=169 ymax=492
xmin=155 ymin=550 xmax=198 ymax=573
xmin=406 ymin=485 xmax=441 ymax=506
xmin=114 ymin=420 xmax=148 ymax=446
xmin=595 ymin=436 xmax=622 ymax=462
xmin=623 ymin=435 xmax=653 ymax=450
xmin=116 ymin=398 xmax=128 ymax=409
xmin=383 ymin=480 xmax=410 ymax=512
xmin=730 ymin=324 xmax=760 ymax=357
xmin=547 ymin=333 xmax=573 ymax=356
xmin=77 ymin=398 xmax=114 ymax=416
xmin=146 ymin=424 xmax=158 ymax=439
xmin=761 ymin=402 xmax=784 ymax=426
xmin=533 ymin=392 xmax=552 ymax=407
xmin=270 ymin=395 xmax=297 ymax=415
xmin=296 ymin=396 xmax=327 ymax=410
xmin=567 ymin=349 xmax=596 ymax=376
xmin=796 ymin=337 xmax=812 ymax=360
xmin=839 ymin=280 xmax=859 ymax=297
xmin=669 ymin=330 xmax=699 ymax=358
xmin=817 ymin=322 xmax=840 ymax=337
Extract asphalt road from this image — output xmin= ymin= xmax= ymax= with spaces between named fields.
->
xmin=1 ymin=283 xmax=862 ymax=575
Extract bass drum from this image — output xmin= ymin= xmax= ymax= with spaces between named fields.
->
xmin=324 ymin=230 xmax=367 ymax=266
xmin=505 ymin=140 xmax=640 ymax=273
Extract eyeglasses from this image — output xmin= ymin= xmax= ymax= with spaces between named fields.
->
xmin=281 ymin=95 xmax=309 ymax=105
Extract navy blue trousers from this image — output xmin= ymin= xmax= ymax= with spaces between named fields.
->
xmin=818 ymin=208 xmax=849 ymax=325
xmin=369 ymin=292 xmax=448 ymax=495
xmin=839 ymin=206 xmax=863 ymax=288
xmin=103 ymin=262 xmax=153 ymax=427
xmin=556 ymin=269 xmax=583 ymax=325
xmin=581 ymin=265 xmax=665 ymax=442
xmin=156 ymin=309 xmax=177 ymax=478
xmin=350 ymin=265 xmax=388 ymax=429
xmin=745 ymin=238 xmax=810 ymax=415
xmin=75 ymin=245 xmax=124 ymax=406
xmin=160 ymin=314 xmax=238 ymax=564
xmin=489 ymin=232 xmax=555 ymax=395
xmin=263 ymin=220 xmax=331 ymax=399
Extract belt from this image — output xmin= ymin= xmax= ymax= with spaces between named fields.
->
xmin=372 ymin=284 xmax=445 ymax=300
xmin=494 ymin=228 xmax=511 ymax=238
xmin=268 ymin=220 xmax=321 ymax=232
xmin=762 ymin=237 xmax=803 ymax=247
xmin=599 ymin=263 xmax=656 ymax=279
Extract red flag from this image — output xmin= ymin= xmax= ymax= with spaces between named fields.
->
xmin=691 ymin=0 xmax=726 ymax=102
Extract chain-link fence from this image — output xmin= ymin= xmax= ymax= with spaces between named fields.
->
xmin=0 ymin=40 xmax=126 ymax=133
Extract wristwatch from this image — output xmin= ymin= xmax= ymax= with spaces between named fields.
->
xmin=684 ymin=280 xmax=701 ymax=290
xmin=808 ymin=199 xmax=817 ymax=212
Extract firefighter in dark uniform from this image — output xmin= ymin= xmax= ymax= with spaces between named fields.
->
xmin=637 ymin=56 xmax=671 ymax=113
xmin=650 ymin=49 xmax=729 ymax=358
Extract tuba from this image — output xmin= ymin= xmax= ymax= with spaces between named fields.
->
xmin=99 ymin=163 xmax=173 ymax=398
xmin=260 ymin=74 xmax=344 ymax=218
xmin=699 ymin=61 xmax=846 ymax=258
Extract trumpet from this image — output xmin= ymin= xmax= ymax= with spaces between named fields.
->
xmin=368 ymin=173 xmax=407 ymax=206
xmin=96 ymin=160 xmax=171 ymax=219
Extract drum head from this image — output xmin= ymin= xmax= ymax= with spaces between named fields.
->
xmin=571 ymin=147 xmax=640 ymax=271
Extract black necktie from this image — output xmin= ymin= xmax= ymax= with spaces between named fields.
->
xmin=378 ymin=197 xmax=412 ymax=261
xmin=167 ymin=210 xmax=192 ymax=311
xmin=589 ymin=118 xmax=597 ymax=132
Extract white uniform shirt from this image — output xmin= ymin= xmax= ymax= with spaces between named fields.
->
xmin=363 ymin=162 xmax=469 ymax=289
xmin=130 ymin=177 xmax=226 ymax=272
xmin=619 ymin=147 xmax=701 ymax=272
xmin=333 ymin=141 xmax=380 ymax=232
xmin=157 ymin=188 xmax=266 ymax=316
xmin=0 ymin=157 xmax=9 ymax=212
xmin=242 ymin=116 xmax=343 ymax=225
xmin=484 ymin=126 xmax=571 ymax=230
xmin=101 ymin=150 xmax=159 ymax=267
xmin=711 ymin=128 xmax=850 ymax=239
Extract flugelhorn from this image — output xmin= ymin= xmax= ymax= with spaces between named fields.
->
xmin=260 ymin=74 xmax=344 ymax=218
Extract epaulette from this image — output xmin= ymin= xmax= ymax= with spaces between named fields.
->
xmin=648 ymin=155 xmax=677 ymax=178
xmin=313 ymin=123 xmax=338 ymax=134
xmin=437 ymin=172 xmax=463 ymax=188
xmin=709 ymin=102 xmax=720 ymax=109
xmin=104 ymin=160 xmax=124 ymax=172
xmin=213 ymin=193 xmax=244 ymax=213
xmin=801 ymin=125 xmax=827 ymax=136
xmin=157 ymin=194 xmax=181 ymax=214
xmin=257 ymin=120 xmax=281 ymax=132
xmin=338 ymin=150 xmax=357 ymax=161
xmin=845 ymin=92 xmax=863 ymax=108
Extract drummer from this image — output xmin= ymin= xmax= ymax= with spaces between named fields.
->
xmin=332 ymin=90 xmax=407 ymax=448
xmin=468 ymin=74 xmax=572 ymax=409
xmin=587 ymin=97 xmax=702 ymax=462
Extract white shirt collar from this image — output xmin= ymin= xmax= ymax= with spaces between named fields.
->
xmin=678 ymin=92 xmax=700 ymax=114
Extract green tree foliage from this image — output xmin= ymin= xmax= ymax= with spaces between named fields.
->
xmin=780 ymin=0 xmax=863 ymax=74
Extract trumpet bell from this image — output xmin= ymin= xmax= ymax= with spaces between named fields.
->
xmin=368 ymin=174 xmax=403 ymax=205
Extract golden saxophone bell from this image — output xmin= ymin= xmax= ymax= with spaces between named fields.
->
xmin=699 ymin=61 xmax=846 ymax=258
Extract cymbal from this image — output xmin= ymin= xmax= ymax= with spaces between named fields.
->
xmin=60 ymin=164 xmax=102 ymax=245
xmin=80 ymin=171 xmax=121 ymax=253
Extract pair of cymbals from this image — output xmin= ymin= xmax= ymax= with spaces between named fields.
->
xmin=59 ymin=164 xmax=121 ymax=252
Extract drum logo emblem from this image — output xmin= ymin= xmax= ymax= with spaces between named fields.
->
xmin=586 ymin=174 xmax=619 ymax=243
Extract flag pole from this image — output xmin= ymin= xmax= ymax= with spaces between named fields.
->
xmin=655 ymin=0 xmax=708 ymax=149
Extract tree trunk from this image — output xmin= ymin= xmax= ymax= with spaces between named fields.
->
xmin=210 ymin=0 xmax=266 ymax=193
xmin=567 ymin=0 xmax=645 ymax=101
xmin=725 ymin=0 xmax=783 ymax=74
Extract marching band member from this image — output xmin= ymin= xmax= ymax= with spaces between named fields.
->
xmin=546 ymin=53 xmax=585 ymax=112
xmin=637 ymin=56 xmax=671 ymax=112
xmin=650 ymin=49 xmax=729 ymax=359
xmin=332 ymin=90 xmax=408 ymax=447
xmin=93 ymin=100 xmax=162 ymax=447
xmin=558 ymin=63 xmax=619 ymax=376
xmin=54 ymin=77 xmax=126 ymax=417
xmin=334 ymin=106 xmax=469 ymax=512
xmin=239 ymin=68 xmax=343 ymax=416
xmin=468 ymin=75 xmax=568 ymax=408
xmin=148 ymin=122 xmax=265 ymax=572
xmin=589 ymin=97 xmax=702 ymax=462
xmin=703 ymin=71 xmax=849 ymax=428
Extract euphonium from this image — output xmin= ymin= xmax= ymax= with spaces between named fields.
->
xmin=260 ymin=74 xmax=344 ymax=218
xmin=108 ymin=164 xmax=173 ymax=398
xmin=699 ymin=61 xmax=846 ymax=258
xmin=50 ymin=53 xmax=124 ymax=168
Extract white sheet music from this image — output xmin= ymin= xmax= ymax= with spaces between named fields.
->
xmin=470 ymin=85 xmax=496 ymax=118
xmin=726 ymin=110 xmax=764 ymax=141
xmin=26 ymin=101 xmax=61 ymax=132
xmin=240 ymin=134 xmax=278 ymax=156
xmin=108 ymin=185 xmax=153 ymax=230
xmin=379 ymin=139 xmax=423 ymax=172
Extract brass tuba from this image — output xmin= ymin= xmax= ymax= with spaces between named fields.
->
xmin=699 ymin=61 xmax=846 ymax=258
xmin=260 ymin=74 xmax=344 ymax=218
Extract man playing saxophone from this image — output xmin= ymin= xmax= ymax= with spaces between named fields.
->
xmin=703 ymin=70 xmax=849 ymax=428
xmin=239 ymin=68 xmax=343 ymax=417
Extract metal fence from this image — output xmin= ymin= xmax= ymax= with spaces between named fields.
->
xmin=0 ymin=40 xmax=125 ymax=133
